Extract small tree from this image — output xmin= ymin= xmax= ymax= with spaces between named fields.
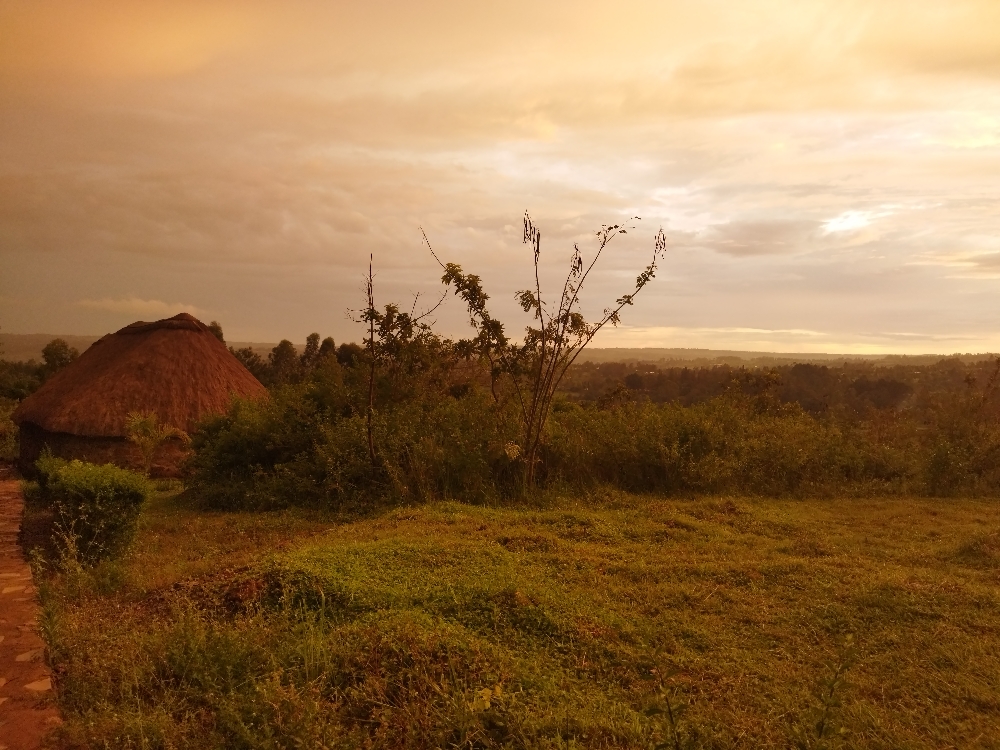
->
xmin=41 ymin=338 xmax=79 ymax=377
xmin=207 ymin=321 xmax=225 ymax=343
xmin=427 ymin=212 xmax=667 ymax=487
xmin=125 ymin=412 xmax=189 ymax=476
xmin=300 ymin=332 xmax=321 ymax=370
xmin=318 ymin=336 xmax=337 ymax=360
xmin=229 ymin=346 xmax=269 ymax=383
xmin=354 ymin=254 xmax=446 ymax=472
xmin=268 ymin=340 xmax=300 ymax=385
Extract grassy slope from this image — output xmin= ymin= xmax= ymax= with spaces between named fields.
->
xmin=34 ymin=491 xmax=1000 ymax=749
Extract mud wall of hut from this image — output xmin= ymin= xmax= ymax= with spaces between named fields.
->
xmin=18 ymin=421 xmax=190 ymax=478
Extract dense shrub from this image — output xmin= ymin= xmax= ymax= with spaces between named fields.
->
xmin=0 ymin=359 xmax=43 ymax=400
xmin=0 ymin=397 xmax=17 ymax=461
xmin=35 ymin=450 xmax=69 ymax=489
xmin=190 ymin=328 xmax=1000 ymax=507
xmin=36 ymin=458 xmax=151 ymax=564
xmin=545 ymin=396 xmax=922 ymax=496
xmin=193 ymin=372 xmax=1000 ymax=507
xmin=189 ymin=376 xmax=521 ymax=510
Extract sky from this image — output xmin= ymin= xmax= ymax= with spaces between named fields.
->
xmin=2 ymin=0 xmax=1000 ymax=353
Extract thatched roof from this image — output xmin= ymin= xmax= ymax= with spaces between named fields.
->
xmin=12 ymin=313 xmax=267 ymax=437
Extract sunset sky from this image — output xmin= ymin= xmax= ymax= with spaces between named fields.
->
xmin=2 ymin=0 xmax=999 ymax=352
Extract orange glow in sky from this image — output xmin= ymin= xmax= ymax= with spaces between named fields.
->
xmin=2 ymin=1 xmax=1000 ymax=352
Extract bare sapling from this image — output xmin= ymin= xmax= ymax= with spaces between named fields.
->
xmin=426 ymin=212 xmax=668 ymax=487
xmin=352 ymin=254 xmax=446 ymax=475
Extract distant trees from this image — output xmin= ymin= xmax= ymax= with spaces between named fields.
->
xmin=319 ymin=336 xmax=337 ymax=360
xmin=207 ymin=321 xmax=225 ymax=343
xmin=41 ymin=338 xmax=79 ymax=377
xmin=0 ymin=337 xmax=81 ymax=400
xmin=228 ymin=347 xmax=269 ymax=383
xmin=268 ymin=340 xmax=300 ymax=385
xmin=229 ymin=333 xmax=343 ymax=387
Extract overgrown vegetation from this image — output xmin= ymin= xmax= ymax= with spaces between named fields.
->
xmin=125 ymin=411 xmax=190 ymax=476
xmin=0 ymin=396 xmax=17 ymax=460
xmin=190 ymin=341 xmax=1000 ymax=508
xmin=9 ymin=220 xmax=1000 ymax=748
xmin=185 ymin=217 xmax=1000 ymax=508
xmin=425 ymin=214 xmax=667 ymax=486
xmin=0 ymin=336 xmax=79 ymax=400
xmin=33 ymin=489 xmax=1000 ymax=748
xmin=31 ymin=454 xmax=151 ymax=565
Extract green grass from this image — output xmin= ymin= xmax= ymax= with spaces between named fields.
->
xmin=33 ymin=490 xmax=1000 ymax=748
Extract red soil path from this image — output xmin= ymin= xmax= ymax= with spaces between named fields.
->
xmin=0 ymin=473 xmax=60 ymax=750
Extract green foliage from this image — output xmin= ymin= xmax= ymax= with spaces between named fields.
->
xmin=544 ymin=394 xmax=920 ymax=497
xmin=0 ymin=335 xmax=88 ymax=402
xmin=207 ymin=320 xmax=225 ymax=343
xmin=229 ymin=344 xmax=269 ymax=382
xmin=190 ymin=356 xmax=521 ymax=509
xmin=36 ymin=493 xmax=1000 ymax=748
xmin=191 ymin=346 xmax=1000 ymax=508
xmin=35 ymin=449 xmax=69 ymax=489
xmin=229 ymin=334 xmax=341 ymax=387
xmin=268 ymin=339 xmax=301 ymax=386
xmin=41 ymin=337 xmax=79 ymax=376
xmin=0 ymin=397 xmax=17 ymax=460
xmin=36 ymin=458 xmax=151 ymax=565
xmin=0 ymin=358 xmax=42 ymax=400
xmin=125 ymin=411 xmax=189 ymax=476
xmin=430 ymin=213 xmax=668 ymax=487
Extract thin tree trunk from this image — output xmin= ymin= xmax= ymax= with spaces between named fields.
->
xmin=366 ymin=256 xmax=377 ymax=472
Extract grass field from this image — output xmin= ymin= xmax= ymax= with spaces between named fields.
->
xmin=30 ymin=488 xmax=1000 ymax=749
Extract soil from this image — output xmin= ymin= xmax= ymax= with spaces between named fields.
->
xmin=0 ymin=467 xmax=60 ymax=750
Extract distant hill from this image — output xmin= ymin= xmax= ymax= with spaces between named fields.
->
xmin=2 ymin=333 xmax=992 ymax=368
xmin=0 ymin=333 xmax=277 ymax=362
xmin=0 ymin=334 xmax=104 ymax=362
xmin=571 ymin=348 xmax=997 ymax=367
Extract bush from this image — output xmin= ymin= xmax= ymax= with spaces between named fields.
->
xmin=0 ymin=397 xmax=17 ymax=461
xmin=542 ymin=396 xmax=915 ymax=497
xmin=188 ymin=320 xmax=1000 ymax=507
xmin=189 ymin=376 xmax=521 ymax=510
xmin=35 ymin=450 xmax=69 ymax=489
xmin=37 ymin=458 xmax=151 ymax=565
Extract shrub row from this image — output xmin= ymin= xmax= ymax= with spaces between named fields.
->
xmin=188 ymin=355 xmax=1000 ymax=510
xmin=0 ymin=397 xmax=17 ymax=461
xmin=34 ymin=455 xmax=151 ymax=564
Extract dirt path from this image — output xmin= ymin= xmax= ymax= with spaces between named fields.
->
xmin=0 ymin=473 xmax=60 ymax=750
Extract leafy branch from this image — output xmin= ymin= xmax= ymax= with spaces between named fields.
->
xmin=425 ymin=212 xmax=668 ymax=487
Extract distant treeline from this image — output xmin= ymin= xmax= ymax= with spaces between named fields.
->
xmin=0 ymin=338 xmax=80 ymax=400
xmin=562 ymin=358 xmax=990 ymax=417
xmin=9 ymin=325 xmax=1000 ymax=502
xmin=190 ymin=321 xmax=1000 ymax=506
xmin=228 ymin=334 xmax=364 ymax=388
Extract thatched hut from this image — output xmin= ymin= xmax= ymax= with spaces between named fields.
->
xmin=12 ymin=313 xmax=266 ymax=477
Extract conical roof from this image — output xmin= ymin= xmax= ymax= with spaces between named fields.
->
xmin=12 ymin=313 xmax=267 ymax=437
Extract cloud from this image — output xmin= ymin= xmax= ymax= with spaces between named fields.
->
xmin=76 ymin=297 xmax=203 ymax=319
xmin=1 ymin=0 xmax=999 ymax=349
xmin=695 ymin=220 xmax=821 ymax=256
xmin=598 ymin=324 xmax=995 ymax=355
xmin=823 ymin=211 xmax=872 ymax=233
